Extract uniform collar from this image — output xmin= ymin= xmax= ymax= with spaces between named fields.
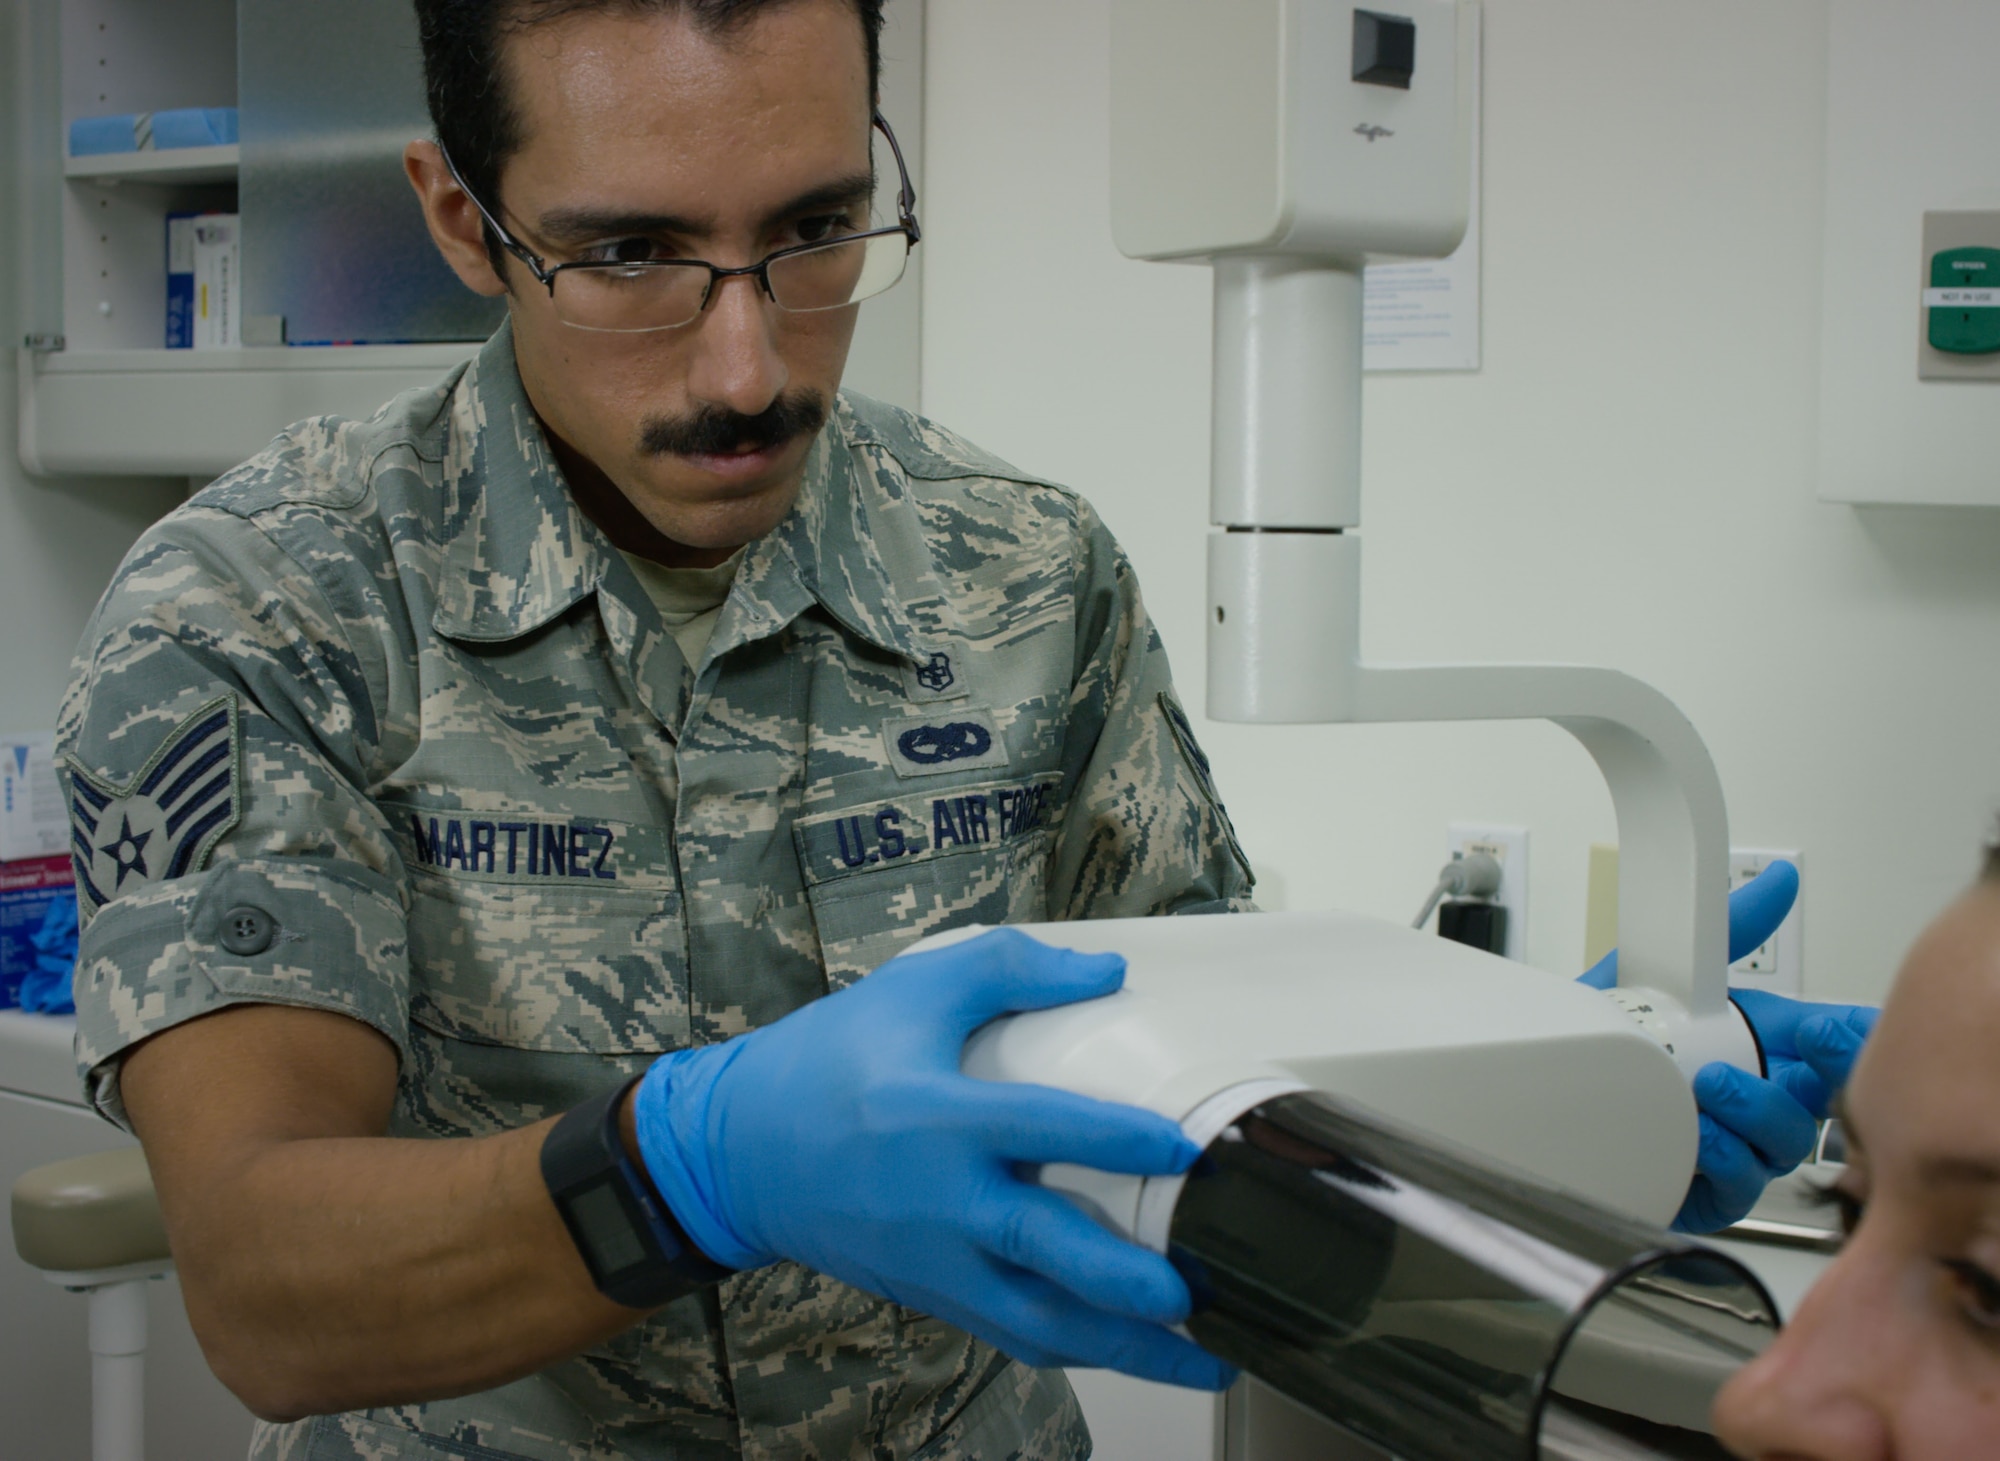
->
xmin=431 ymin=322 xmax=609 ymax=643
xmin=738 ymin=411 xmax=928 ymax=668
xmin=431 ymin=326 xmax=934 ymax=669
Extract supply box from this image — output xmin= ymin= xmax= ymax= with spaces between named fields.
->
xmin=1 ymin=735 xmax=76 ymax=1009
xmin=170 ymin=211 xmax=242 ymax=349
xmin=0 ymin=857 xmax=75 ymax=1010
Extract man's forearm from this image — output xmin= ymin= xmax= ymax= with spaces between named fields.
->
xmin=166 ymin=1120 xmax=654 ymax=1421
xmin=119 ymin=1005 xmax=677 ymax=1423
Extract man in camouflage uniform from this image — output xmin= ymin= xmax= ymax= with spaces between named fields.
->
xmin=58 ymin=1 xmax=1248 ymax=1456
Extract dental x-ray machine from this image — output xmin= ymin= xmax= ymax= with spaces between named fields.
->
xmin=932 ymin=4 xmax=1783 ymax=1458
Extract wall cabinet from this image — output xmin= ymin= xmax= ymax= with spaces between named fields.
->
xmin=16 ymin=0 xmax=926 ymax=478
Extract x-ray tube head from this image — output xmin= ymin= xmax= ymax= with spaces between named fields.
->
xmin=1166 ymin=1089 xmax=1778 ymax=1461
xmin=946 ymin=912 xmax=1769 ymax=1450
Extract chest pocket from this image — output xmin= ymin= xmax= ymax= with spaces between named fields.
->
xmin=795 ymin=775 xmax=1062 ymax=988
xmin=388 ymin=805 xmax=693 ymax=1054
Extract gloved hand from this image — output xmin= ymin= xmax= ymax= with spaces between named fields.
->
xmin=1578 ymin=861 xmax=1878 ymax=1232
xmin=631 ymin=927 xmax=1236 ymax=1390
xmin=1680 ymin=988 xmax=1877 ymax=1231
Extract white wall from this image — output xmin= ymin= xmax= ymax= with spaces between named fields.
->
xmin=919 ymin=0 xmax=2000 ymax=1005
xmin=2 ymin=8 xmax=183 ymax=743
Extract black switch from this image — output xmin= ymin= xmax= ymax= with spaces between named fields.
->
xmin=1353 ymin=8 xmax=1416 ymax=89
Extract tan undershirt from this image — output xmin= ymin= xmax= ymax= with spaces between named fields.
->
xmin=618 ymin=548 xmax=745 ymax=670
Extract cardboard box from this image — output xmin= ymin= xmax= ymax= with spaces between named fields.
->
xmin=0 ymin=856 xmax=74 ymax=1010
xmin=1 ymin=733 xmax=66 ymax=862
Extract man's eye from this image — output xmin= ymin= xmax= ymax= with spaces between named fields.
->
xmin=793 ymin=213 xmax=860 ymax=245
xmin=580 ymin=237 xmax=668 ymax=265
xmin=1943 ymin=1259 xmax=2000 ymax=1333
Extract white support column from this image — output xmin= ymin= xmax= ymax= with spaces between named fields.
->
xmin=1210 ymin=258 xmax=1364 ymax=530
xmin=40 ymin=1262 xmax=169 ymax=1461
xmin=86 ymin=1278 xmax=148 ymax=1461
xmin=1202 ymin=248 xmax=1753 ymax=1078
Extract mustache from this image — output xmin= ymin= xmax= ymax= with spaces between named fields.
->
xmin=638 ymin=391 xmax=829 ymax=458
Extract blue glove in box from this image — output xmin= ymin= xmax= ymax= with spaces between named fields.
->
xmin=0 ymin=856 xmax=75 ymax=1010
xmin=69 ymin=107 xmax=236 ymax=157
xmin=68 ymin=113 xmax=148 ymax=156
xmin=153 ymin=107 xmax=238 ymax=149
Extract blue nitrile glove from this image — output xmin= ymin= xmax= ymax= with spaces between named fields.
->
xmin=631 ymin=927 xmax=1237 ymax=1390
xmin=1680 ymin=989 xmax=1878 ymax=1231
xmin=1577 ymin=862 xmax=1878 ymax=1231
xmin=20 ymin=894 xmax=78 ymax=1015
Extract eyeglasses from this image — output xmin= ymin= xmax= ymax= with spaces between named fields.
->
xmin=442 ymin=112 xmax=922 ymax=334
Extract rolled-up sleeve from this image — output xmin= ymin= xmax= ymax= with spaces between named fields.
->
xmin=58 ymin=504 xmax=409 ymax=1128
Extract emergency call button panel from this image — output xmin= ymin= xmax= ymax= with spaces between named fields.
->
xmin=1927 ymin=246 xmax=2000 ymax=356
xmin=1918 ymin=212 xmax=2000 ymax=382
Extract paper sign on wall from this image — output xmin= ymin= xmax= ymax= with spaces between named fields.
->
xmin=1364 ymin=5 xmax=1482 ymax=374
xmin=2 ymin=733 xmax=69 ymax=863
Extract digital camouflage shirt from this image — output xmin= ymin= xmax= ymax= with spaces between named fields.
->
xmin=59 ymin=323 xmax=1253 ymax=1461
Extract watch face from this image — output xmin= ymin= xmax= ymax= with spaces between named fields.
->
xmin=571 ymin=1178 xmax=648 ymax=1276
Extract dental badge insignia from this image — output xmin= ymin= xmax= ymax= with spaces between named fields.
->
xmin=881 ymin=707 xmax=1010 ymax=779
xmin=63 ymin=695 xmax=241 ymax=913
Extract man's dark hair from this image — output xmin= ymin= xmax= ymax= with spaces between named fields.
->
xmin=415 ymin=0 xmax=886 ymax=251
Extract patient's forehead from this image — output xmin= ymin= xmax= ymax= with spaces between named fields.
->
xmin=1851 ymin=884 xmax=2000 ymax=1150
xmin=1904 ymin=883 xmax=2000 ymax=1012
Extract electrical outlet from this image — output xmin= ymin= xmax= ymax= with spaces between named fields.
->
xmin=1445 ymin=823 xmax=1528 ymax=961
xmin=1730 ymin=847 xmax=1803 ymax=996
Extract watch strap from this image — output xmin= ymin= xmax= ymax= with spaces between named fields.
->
xmin=541 ymin=1074 xmax=733 ymax=1307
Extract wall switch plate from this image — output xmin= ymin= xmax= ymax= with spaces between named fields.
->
xmin=1445 ymin=823 xmax=1528 ymax=962
xmin=1583 ymin=843 xmax=1620 ymax=970
xmin=1729 ymin=847 xmax=1803 ymax=996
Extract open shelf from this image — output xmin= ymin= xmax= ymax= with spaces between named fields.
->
xmin=18 ymin=344 xmax=479 ymax=478
xmin=64 ymin=145 xmax=239 ymax=186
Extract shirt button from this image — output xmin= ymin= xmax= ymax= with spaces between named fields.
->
xmin=219 ymin=905 xmax=276 ymax=956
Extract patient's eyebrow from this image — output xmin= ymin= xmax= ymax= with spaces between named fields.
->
xmin=1836 ymin=1094 xmax=2000 ymax=1187
xmin=1917 ymin=1156 xmax=2000 ymax=1188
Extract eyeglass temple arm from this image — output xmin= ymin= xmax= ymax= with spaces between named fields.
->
xmin=872 ymin=111 xmax=922 ymax=244
xmin=437 ymin=143 xmax=556 ymax=285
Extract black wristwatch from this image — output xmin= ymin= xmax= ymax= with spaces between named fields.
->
xmin=540 ymin=1075 xmax=733 ymax=1307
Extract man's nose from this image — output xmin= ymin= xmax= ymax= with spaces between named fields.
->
xmin=1709 ymin=1249 xmax=1895 ymax=1461
xmin=684 ymin=270 xmax=789 ymax=419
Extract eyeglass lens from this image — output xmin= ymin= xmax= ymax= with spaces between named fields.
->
xmin=550 ymin=231 xmax=911 ymax=334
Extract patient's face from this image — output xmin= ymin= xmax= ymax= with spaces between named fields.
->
xmin=1713 ymin=881 xmax=2000 ymax=1459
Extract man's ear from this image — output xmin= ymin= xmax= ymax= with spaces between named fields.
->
xmin=404 ymin=140 xmax=511 ymax=299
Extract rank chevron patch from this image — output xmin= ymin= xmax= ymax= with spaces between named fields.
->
xmin=64 ymin=695 xmax=242 ymax=912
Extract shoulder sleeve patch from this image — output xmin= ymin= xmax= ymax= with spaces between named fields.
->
xmin=1158 ymin=690 xmax=1218 ymax=798
xmin=1158 ymin=689 xmax=1254 ymax=881
xmin=63 ymin=695 xmax=242 ymax=913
